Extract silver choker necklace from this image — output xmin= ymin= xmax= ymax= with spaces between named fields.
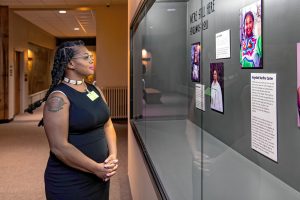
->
xmin=63 ymin=77 xmax=84 ymax=85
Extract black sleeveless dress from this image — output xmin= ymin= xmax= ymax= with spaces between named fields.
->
xmin=44 ymin=83 xmax=110 ymax=200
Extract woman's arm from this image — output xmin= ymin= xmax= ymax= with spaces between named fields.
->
xmin=94 ymin=85 xmax=118 ymax=164
xmin=43 ymin=92 xmax=116 ymax=180
xmin=104 ymin=118 xmax=117 ymax=160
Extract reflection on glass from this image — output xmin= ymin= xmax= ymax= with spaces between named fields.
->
xmin=131 ymin=0 xmax=300 ymax=199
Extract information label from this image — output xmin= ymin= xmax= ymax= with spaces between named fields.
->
xmin=216 ymin=29 xmax=231 ymax=59
xmin=251 ymin=73 xmax=277 ymax=162
xmin=196 ymin=84 xmax=205 ymax=111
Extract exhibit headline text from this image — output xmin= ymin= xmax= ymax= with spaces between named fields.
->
xmin=189 ymin=0 xmax=215 ymax=35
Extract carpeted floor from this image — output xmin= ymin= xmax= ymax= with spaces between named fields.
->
xmin=0 ymin=107 xmax=132 ymax=200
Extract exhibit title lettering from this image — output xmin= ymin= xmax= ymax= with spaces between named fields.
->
xmin=251 ymin=75 xmax=274 ymax=81
xmin=189 ymin=0 xmax=215 ymax=35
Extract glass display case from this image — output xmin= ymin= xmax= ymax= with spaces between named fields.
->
xmin=130 ymin=0 xmax=300 ymax=199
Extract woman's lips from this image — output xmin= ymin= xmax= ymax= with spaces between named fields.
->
xmin=89 ymin=66 xmax=94 ymax=70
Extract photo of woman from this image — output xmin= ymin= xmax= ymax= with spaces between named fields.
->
xmin=240 ymin=0 xmax=262 ymax=68
xmin=210 ymin=63 xmax=224 ymax=113
xmin=191 ymin=42 xmax=201 ymax=82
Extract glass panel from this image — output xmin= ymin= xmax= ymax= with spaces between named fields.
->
xmin=142 ymin=2 xmax=188 ymax=120
xmin=131 ymin=0 xmax=300 ymax=199
xmin=196 ymin=0 xmax=300 ymax=199
xmin=132 ymin=9 xmax=147 ymax=143
xmin=132 ymin=1 xmax=196 ymax=199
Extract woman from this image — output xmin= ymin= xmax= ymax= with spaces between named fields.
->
xmin=240 ymin=11 xmax=262 ymax=68
xmin=210 ymin=69 xmax=223 ymax=112
xmin=25 ymin=40 xmax=118 ymax=200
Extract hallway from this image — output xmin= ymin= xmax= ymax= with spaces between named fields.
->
xmin=0 ymin=107 xmax=132 ymax=200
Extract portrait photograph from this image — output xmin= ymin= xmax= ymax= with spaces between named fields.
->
xmin=210 ymin=63 xmax=224 ymax=113
xmin=240 ymin=0 xmax=262 ymax=68
xmin=191 ymin=42 xmax=201 ymax=82
xmin=297 ymin=43 xmax=300 ymax=127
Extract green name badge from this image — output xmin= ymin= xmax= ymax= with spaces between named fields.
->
xmin=87 ymin=91 xmax=99 ymax=101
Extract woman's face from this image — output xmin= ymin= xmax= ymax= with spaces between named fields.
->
xmin=213 ymin=70 xmax=218 ymax=82
xmin=245 ymin=14 xmax=254 ymax=37
xmin=71 ymin=46 xmax=94 ymax=76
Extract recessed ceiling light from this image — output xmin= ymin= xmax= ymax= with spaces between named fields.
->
xmin=78 ymin=7 xmax=90 ymax=11
xmin=74 ymin=28 xmax=80 ymax=31
xmin=167 ymin=8 xmax=176 ymax=12
xmin=142 ymin=49 xmax=147 ymax=58
xmin=59 ymin=10 xmax=67 ymax=14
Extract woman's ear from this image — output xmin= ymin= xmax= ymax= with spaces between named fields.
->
xmin=67 ymin=61 xmax=75 ymax=69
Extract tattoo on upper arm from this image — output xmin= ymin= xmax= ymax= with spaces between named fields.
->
xmin=46 ymin=96 xmax=66 ymax=112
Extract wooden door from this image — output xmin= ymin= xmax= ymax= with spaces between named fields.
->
xmin=0 ymin=6 xmax=8 ymax=120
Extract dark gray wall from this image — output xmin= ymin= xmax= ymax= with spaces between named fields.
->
xmin=145 ymin=2 xmax=187 ymax=93
xmin=188 ymin=0 xmax=300 ymax=192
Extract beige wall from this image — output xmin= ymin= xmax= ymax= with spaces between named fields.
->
xmin=9 ymin=10 xmax=56 ymax=118
xmin=128 ymin=126 xmax=158 ymax=200
xmin=8 ymin=5 xmax=128 ymax=118
xmin=129 ymin=0 xmax=142 ymax=23
xmin=96 ymin=5 xmax=128 ymax=88
xmin=128 ymin=0 xmax=159 ymax=199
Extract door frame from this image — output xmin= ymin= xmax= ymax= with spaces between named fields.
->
xmin=14 ymin=50 xmax=25 ymax=114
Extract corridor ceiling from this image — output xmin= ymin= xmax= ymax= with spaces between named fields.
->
xmin=0 ymin=0 xmax=126 ymax=37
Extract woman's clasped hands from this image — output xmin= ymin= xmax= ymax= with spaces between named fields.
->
xmin=95 ymin=154 xmax=118 ymax=182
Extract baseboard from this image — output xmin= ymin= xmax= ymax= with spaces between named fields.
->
xmin=112 ymin=118 xmax=128 ymax=124
xmin=0 ymin=118 xmax=13 ymax=124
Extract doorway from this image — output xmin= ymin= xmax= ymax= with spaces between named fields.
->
xmin=14 ymin=51 xmax=22 ymax=115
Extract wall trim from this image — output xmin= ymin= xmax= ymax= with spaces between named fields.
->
xmin=0 ymin=118 xmax=13 ymax=124
xmin=130 ymin=0 xmax=155 ymax=33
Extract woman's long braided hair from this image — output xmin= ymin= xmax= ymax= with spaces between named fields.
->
xmin=24 ymin=40 xmax=85 ymax=126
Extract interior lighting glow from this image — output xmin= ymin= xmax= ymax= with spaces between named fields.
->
xmin=78 ymin=7 xmax=90 ymax=11
xmin=167 ymin=8 xmax=176 ymax=12
xmin=142 ymin=49 xmax=147 ymax=58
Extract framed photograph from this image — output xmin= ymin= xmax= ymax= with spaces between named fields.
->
xmin=240 ymin=0 xmax=262 ymax=68
xmin=297 ymin=43 xmax=300 ymax=127
xmin=191 ymin=42 xmax=201 ymax=82
xmin=210 ymin=63 xmax=224 ymax=113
